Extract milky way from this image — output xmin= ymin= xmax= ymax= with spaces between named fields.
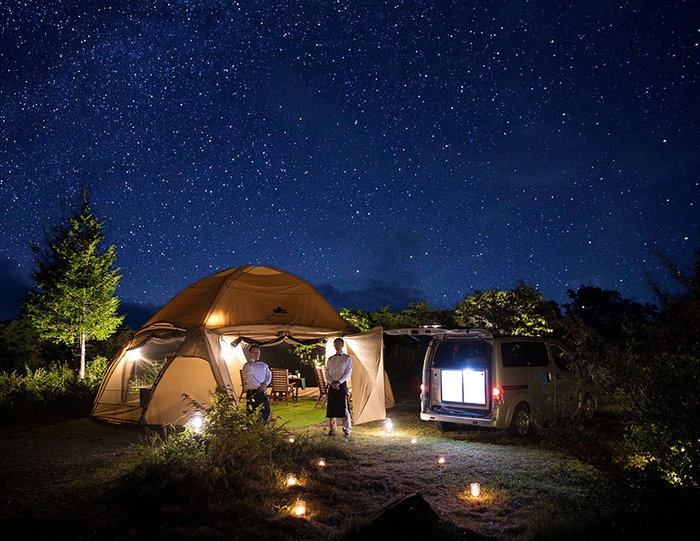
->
xmin=1 ymin=0 xmax=698 ymax=324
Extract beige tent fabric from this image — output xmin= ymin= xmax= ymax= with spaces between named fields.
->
xmin=91 ymin=265 xmax=393 ymax=426
xmin=327 ymin=328 xmax=396 ymax=425
xmin=143 ymin=356 xmax=217 ymax=425
xmin=144 ymin=266 xmax=357 ymax=338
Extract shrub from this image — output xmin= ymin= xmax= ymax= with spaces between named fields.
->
xmin=129 ymin=389 xmax=319 ymax=511
xmin=0 ymin=357 xmax=107 ymax=419
xmin=83 ymin=355 xmax=109 ymax=392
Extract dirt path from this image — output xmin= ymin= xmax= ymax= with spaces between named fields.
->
xmin=0 ymin=417 xmax=145 ymax=538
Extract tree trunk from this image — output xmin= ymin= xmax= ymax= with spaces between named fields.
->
xmin=79 ymin=331 xmax=86 ymax=380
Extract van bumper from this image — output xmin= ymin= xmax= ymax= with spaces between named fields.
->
xmin=420 ymin=411 xmax=498 ymax=428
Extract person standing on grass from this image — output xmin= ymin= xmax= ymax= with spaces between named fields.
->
xmin=324 ymin=337 xmax=353 ymax=437
xmin=243 ymin=344 xmax=272 ymax=421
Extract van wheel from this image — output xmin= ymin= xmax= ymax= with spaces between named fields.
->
xmin=508 ymin=403 xmax=530 ymax=436
xmin=435 ymin=421 xmax=457 ymax=433
xmin=581 ymin=394 xmax=596 ymax=420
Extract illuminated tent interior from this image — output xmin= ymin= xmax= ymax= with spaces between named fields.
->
xmin=91 ymin=265 xmax=394 ymax=426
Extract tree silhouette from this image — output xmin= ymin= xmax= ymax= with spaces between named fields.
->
xmin=23 ymin=190 xmax=123 ymax=379
xmin=455 ymin=282 xmax=559 ymax=336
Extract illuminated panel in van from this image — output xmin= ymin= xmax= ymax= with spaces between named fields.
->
xmin=441 ymin=370 xmax=464 ymax=402
xmin=440 ymin=369 xmax=487 ymax=405
xmin=463 ymin=369 xmax=487 ymax=405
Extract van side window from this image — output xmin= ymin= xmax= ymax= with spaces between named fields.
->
xmin=501 ymin=342 xmax=549 ymax=367
xmin=550 ymin=344 xmax=573 ymax=371
xmin=502 ymin=343 xmax=526 ymax=367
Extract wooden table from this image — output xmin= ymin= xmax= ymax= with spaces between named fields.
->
xmin=288 ymin=376 xmax=306 ymax=399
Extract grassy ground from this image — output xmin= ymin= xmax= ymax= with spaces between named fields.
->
xmin=1 ymin=397 xmax=695 ymax=540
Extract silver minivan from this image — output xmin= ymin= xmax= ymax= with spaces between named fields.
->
xmin=388 ymin=328 xmax=596 ymax=436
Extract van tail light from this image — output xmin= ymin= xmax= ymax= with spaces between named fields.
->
xmin=492 ymin=387 xmax=503 ymax=407
xmin=420 ymin=383 xmax=427 ymax=393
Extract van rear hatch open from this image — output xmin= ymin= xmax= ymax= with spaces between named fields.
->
xmin=385 ymin=327 xmax=494 ymax=411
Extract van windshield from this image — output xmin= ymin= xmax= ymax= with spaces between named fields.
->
xmin=433 ymin=341 xmax=491 ymax=368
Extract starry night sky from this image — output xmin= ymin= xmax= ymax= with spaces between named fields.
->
xmin=1 ymin=0 xmax=698 ymax=326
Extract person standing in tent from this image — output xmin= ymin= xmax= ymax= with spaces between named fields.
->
xmin=243 ymin=344 xmax=272 ymax=421
xmin=324 ymin=337 xmax=353 ymax=437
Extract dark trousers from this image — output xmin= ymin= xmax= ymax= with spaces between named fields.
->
xmin=246 ymin=389 xmax=271 ymax=421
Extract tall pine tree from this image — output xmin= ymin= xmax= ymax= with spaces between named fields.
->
xmin=24 ymin=190 xmax=123 ymax=379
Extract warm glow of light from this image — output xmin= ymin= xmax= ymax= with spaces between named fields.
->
xmin=206 ymin=311 xmax=225 ymax=326
xmin=438 ymin=455 xmax=446 ymax=465
xmin=294 ymin=500 xmax=306 ymax=516
xmin=189 ymin=411 xmax=204 ymax=435
xmin=124 ymin=347 xmax=142 ymax=362
xmin=410 ymin=437 xmax=418 ymax=445
xmin=286 ymin=473 xmax=297 ymax=486
xmin=317 ymin=458 xmax=326 ymax=467
xmin=492 ymin=387 xmax=501 ymax=398
xmin=384 ymin=418 xmax=393 ymax=433
xmin=288 ymin=436 xmax=295 ymax=443
xmin=470 ymin=482 xmax=481 ymax=497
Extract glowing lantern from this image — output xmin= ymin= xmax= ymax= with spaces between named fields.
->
xmin=384 ymin=418 xmax=393 ymax=433
xmin=189 ymin=411 xmax=204 ymax=435
xmin=470 ymin=482 xmax=481 ymax=497
xmin=438 ymin=455 xmax=446 ymax=466
xmin=288 ymin=436 xmax=295 ymax=443
xmin=286 ymin=473 xmax=297 ymax=487
xmin=317 ymin=458 xmax=326 ymax=467
xmin=294 ymin=499 xmax=306 ymax=516
xmin=410 ymin=437 xmax=418 ymax=445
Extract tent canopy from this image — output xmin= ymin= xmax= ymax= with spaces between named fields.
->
xmin=143 ymin=265 xmax=358 ymax=339
xmin=92 ymin=265 xmax=394 ymax=426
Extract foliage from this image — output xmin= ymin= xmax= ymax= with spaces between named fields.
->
xmin=23 ymin=190 xmax=124 ymax=379
xmin=454 ymin=282 xmax=559 ymax=336
xmin=291 ymin=343 xmax=325 ymax=367
xmin=0 ymin=317 xmax=44 ymax=372
xmin=83 ymin=355 xmax=109 ymax=392
xmin=130 ymin=389 xmax=320 ymax=509
xmin=86 ymin=323 xmax=133 ymax=365
xmin=560 ymin=251 xmax=700 ymax=489
xmin=340 ymin=307 xmax=373 ymax=332
xmin=0 ymin=357 xmax=106 ymax=418
xmin=562 ymin=285 xmax=657 ymax=343
xmin=341 ymin=302 xmax=456 ymax=331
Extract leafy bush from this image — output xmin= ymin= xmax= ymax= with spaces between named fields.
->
xmin=130 ymin=390 xmax=321 ymax=511
xmin=83 ymin=355 xmax=109 ymax=391
xmin=0 ymin=356 xmax=107 ymax=418
xmin=560 ymin=252 xmax=700 ymax=490
xmin=291 ymin=343 xmax=325 ymax=367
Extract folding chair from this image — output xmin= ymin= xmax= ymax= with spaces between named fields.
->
xmin=239 ymin=369 xmax=249 ymax=401
xmin=314 ymin=366 xmax=328 ymax=409
xmin=270 ymin=368 xmax=296 ymax=405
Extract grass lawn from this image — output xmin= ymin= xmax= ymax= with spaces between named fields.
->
xmin=269 ymin=396 xmax=329 ymax=430
xmin=1 ymin=397 xmax=695 ymax=541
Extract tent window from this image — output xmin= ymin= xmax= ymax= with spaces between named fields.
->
xmin=125 ymin=333 xmax=186 ymax=397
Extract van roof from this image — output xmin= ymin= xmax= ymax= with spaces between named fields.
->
xmin=384 ymin=327 xmax=493 ymax=340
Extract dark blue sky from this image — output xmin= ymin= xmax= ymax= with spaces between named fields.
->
xmin=1 ymin=0 xmax=698 ymax=326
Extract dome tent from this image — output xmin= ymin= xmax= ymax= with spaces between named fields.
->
xmin=91 ymin=265 xmax=394 ymax=426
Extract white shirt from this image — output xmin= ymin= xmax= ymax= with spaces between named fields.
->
xmin=324 ymin=353 xmax=352 ymax=384
xmin=243 ymin=360 xmax=271 ymax=389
